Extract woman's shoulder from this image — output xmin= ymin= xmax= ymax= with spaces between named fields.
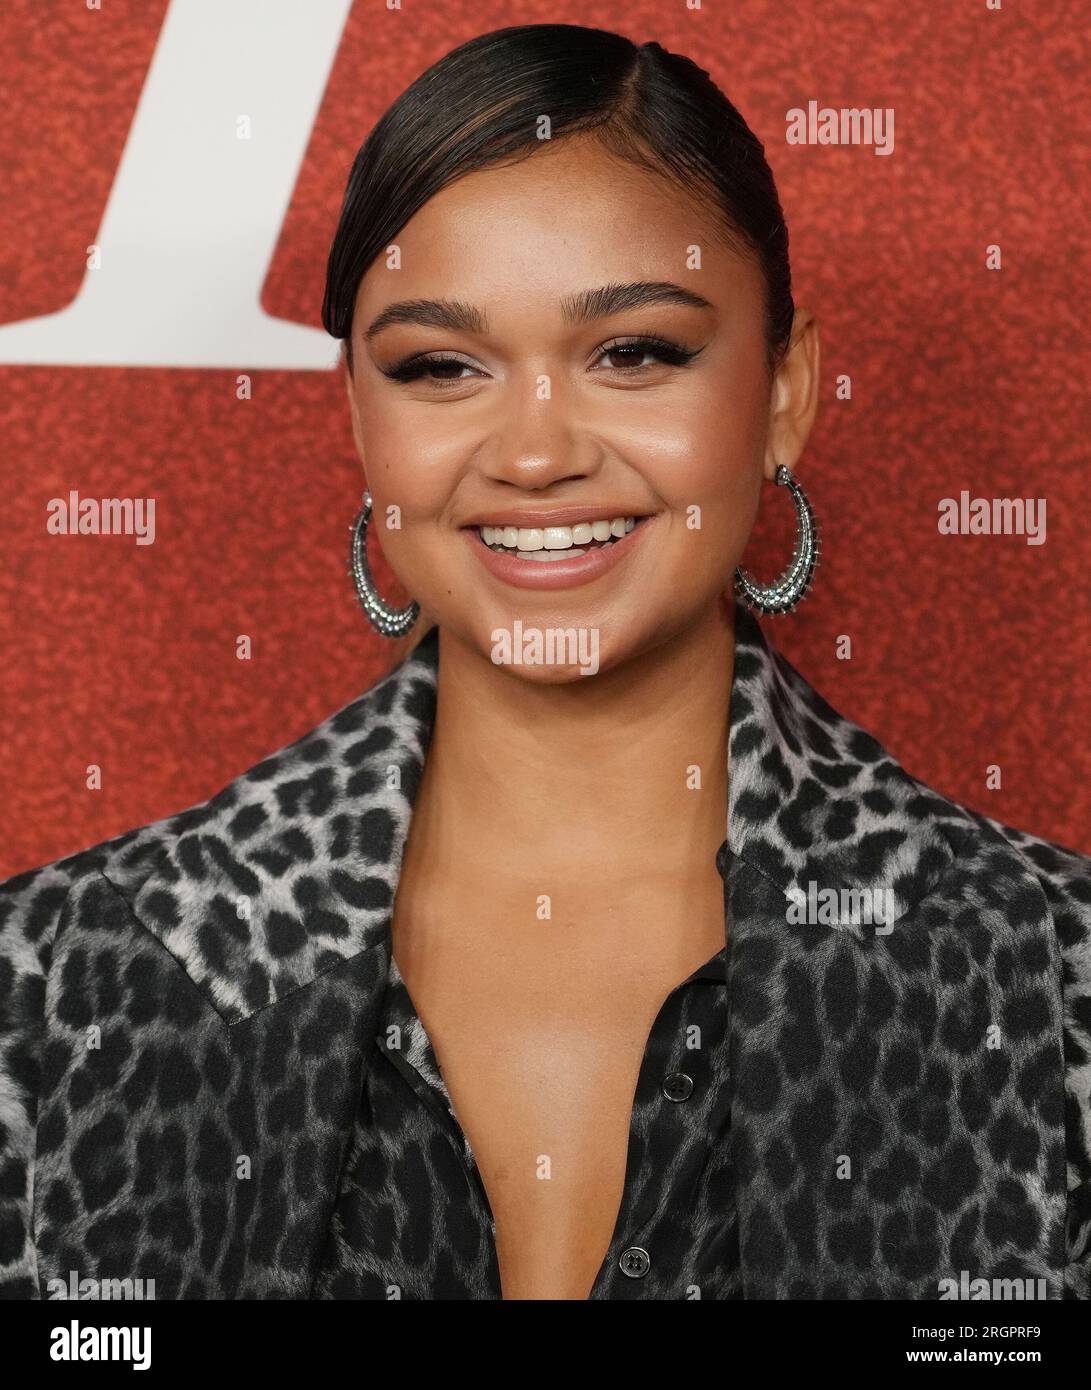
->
xmin=933 ymin=793 xmax=1091 ymax=946
xmin=976 ymin=810 xmax=1091 ymax=1041
xmin=976 ymin=809 xmax=1091 ymax=905
xmin=0 ymin=636 xmax=440 ymax=988
xmin=900 ymin=777 xmax=1091 ymax=1009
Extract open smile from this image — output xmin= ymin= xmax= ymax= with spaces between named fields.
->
xmin=461 ymin=512 xmax=655 ymax=590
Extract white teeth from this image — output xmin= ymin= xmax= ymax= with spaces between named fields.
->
xmin=517 ymin=548 xmax=589 ymax=561
xmin=479 ymin=516 xmax=638 ymax=554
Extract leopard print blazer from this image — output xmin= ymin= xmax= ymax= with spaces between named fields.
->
xmin=1 ymin=605 xmax=1089 ymax=1299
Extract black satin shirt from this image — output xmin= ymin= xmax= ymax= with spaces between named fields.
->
xmin=313 ymin=944 xmax=735 ymax=1299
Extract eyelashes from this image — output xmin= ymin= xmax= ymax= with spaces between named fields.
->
xmin=379 ymin=334 xmax=705 ymax=386
xmin=596 ymin=335 xmax=704 ymax=371
xmin=380 ymin=354 xmax=474 ymax=385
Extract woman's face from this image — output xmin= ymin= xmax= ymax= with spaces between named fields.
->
xmin=345 ymin=134 xmax=817 ymax=679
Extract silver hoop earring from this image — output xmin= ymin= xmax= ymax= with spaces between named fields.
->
xmin=734 ymin=464 xmax=820 ymax=616
xmin=349 ymin=491 xmax=421 ymax=638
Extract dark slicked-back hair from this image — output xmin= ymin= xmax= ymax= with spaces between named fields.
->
xmin=322 ymin=23 xmax=794 ymax=376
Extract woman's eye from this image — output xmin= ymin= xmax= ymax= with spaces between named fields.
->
xmin=593 ymin=337 xmax=701 ymax=372
xmin=383 ymin=355 xmax=481 ymax=384
xmin=597 ymin=345 xmax=656 ymax=371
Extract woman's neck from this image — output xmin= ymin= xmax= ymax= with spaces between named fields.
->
xmin=405 ymin=601 xmax=735 ymax=885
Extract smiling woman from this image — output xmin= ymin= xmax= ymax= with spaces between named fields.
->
xmin=326 ymin=25 xmax=815 ymax=682
xmin=1 ymin=22 xmax=1089 ymax=1306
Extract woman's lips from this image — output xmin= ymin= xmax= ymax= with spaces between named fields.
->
xmin=463 ymin=516 xmax=654 ymax=589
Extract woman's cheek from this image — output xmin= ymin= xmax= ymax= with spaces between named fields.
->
xmin=357 ymin=403 xmax=454 ymax=517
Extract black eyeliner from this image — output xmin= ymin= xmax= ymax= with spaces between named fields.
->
xmin=598 ymin=334 xmax=704 ymax=367
xmin=380 ymin=352 xmax=472 ymax=383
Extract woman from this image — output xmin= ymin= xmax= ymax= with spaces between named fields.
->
xmin=1 ymin=24 xmax=1088 ymax=1302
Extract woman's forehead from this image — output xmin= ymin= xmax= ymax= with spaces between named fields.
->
xmin=354 ymin=142 xmax=757 ymax=317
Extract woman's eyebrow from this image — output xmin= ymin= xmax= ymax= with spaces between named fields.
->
xmin=363 ymin=281 xmax=714 ymax=340
xmin=364 ymin=298 xmax=483 ymax=340
xmin=562 ymin=281 xmax=714 ymax=322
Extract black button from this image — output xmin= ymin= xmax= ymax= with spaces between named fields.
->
xmin=662 ymin=1071 xmax=694 ymax=1102
xmin=619 ymin=1246 xmax=651 ymax=1279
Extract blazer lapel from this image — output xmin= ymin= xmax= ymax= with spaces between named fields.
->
xmin=720 ymin=609 xmax=1068 ymax=1297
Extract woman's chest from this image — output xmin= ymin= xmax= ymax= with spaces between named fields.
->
xmin=390 ymin=898 xmax=728 ymax=1298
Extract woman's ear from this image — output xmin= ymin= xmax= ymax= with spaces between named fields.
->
xmin=764 ymin=308 xmax=820 ymax=482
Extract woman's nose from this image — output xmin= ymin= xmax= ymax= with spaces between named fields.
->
xmin=481 ymin=386 xmax=603 ymax=490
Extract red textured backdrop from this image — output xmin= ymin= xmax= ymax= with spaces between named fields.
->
xmin=1 ymin=0 xmax=1088 ymax=877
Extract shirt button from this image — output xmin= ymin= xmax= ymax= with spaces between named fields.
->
xmin=662 ymin=1071 xmax=694 ymax=1102
xmin=619 ymin=1246 xmax=651 ymax=1279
